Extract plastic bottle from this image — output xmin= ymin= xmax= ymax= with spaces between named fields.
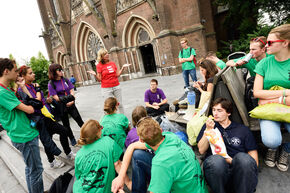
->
xmin=187 ymin=91 xmax=196 ymax=106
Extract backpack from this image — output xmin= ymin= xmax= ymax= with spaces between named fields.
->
xmin=244 ymin=76 xmax=258 ymax=111
xmin=180 ymin=47 xmax=197 ymax=66
xmin=48 ymin=167 xmax=75 ymax=193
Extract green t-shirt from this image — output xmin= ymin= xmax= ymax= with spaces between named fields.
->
xmin=178 ymin=47 xmax=196 ymax=70
xmin=147 ymin=132 xmax=208 ymax=193
xmin=100 ymin=113 xmax=129 ymax=149
xmin=233 ymin=53 xmax=270 ymax=77
xmin=73 ymin=136 xmax=122 ymax=193
xmin=216 ymin=60 xmax=226 ymax=70
xmin=0 ymin=87 xmax=39 ymax=143
xmin=254 ymin=55 xmax=290 ymax=90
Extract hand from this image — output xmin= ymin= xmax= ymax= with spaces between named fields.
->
xmin=205 ymin=118 xmax=215 ymax=130
xmin=87 ymin=70 xmax=96 ymax=76
xmin=153 ymin=105 xmax=160 ymax=110
xmin=123 ymin=64 xmax=131 ymax=68
xmin=152 ymin=102 xmax=159 ymax=106
xmin=193 ymin=81 xmax=201 ymax=89
xmin=66 ymin=101 xmax=74 ymax=107
xmin=225 ymin=157 xmax=233 ymax=164
xmin=236 ymin=60 xmax=245 ymax=66
xmin=111 ymin=176 xmax=125 ymax=193
xmin=46 ymin=97 xmax=53 ymax=104
xmin=226 ymin=60 xmax=236 ymax=67
xmin=16 ymin=77 xmax=25 ymax=87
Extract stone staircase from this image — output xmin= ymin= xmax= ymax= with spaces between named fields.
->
xmin=0 ymin=130 xmax=78 ymax=192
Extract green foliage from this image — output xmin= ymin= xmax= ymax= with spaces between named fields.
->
xmin=28 ymin=52 xmax=50 ymax=96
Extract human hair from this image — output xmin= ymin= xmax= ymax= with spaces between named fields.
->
xmin=205 ymin=51 xmax=217 ymax=58
xmin=137 ymin=117 xmax=163 ymax=146
xmin=132 ymin=106 xmax=147 ymax=127
xmin=250 ymin=36 xmax=267 ymax=48
xmin=150 ymin=79 xmax=158 ymax=85
xmin=104 ymin=97 xmax=118 ymax=114
xmin=18 ymin=65 xmax=31 ymax=77
xmin=180 ymin=37 xmax=188 ymax=43
xmin=212 ymin=98 xmax=233 ymax=114
xmin=198 ymin=59 xmax=218 ymax=82
xmin=78 ymin=119 xmax=102 ymax=145
xmin=269 ymin=24 xmax=290 ymax=49
xmin=48 ymin=63 xmax=63 ymax=80
xmin=97 ymin=48 xmax=108 ymax=64
xmin=0 ymin=58 xmax=15 ymax=77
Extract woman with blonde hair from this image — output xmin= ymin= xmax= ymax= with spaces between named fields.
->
xmin=73 ymin=119 xmax=123 ymax=192
xmin=87 ymin=48 xmax=131 ymax=114
xmin=253 ymin=24 xmax=290 ymax=172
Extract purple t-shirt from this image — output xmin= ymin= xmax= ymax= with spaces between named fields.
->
xmin=48 ymin=78 xmax=74 ymax=97
xmin=125 ymin=127 xmax=139 ymax=148
xmin=144 ymin=88 xmax=166 ymax=105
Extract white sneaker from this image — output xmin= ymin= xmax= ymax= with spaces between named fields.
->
xmin=50 ymin=159 xmax=65 ymax=169
xmin=66 ymin=151 xmax=76 ymax=160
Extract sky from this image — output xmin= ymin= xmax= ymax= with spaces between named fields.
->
xmin=0 ymin=1 xmax=48 ymax=65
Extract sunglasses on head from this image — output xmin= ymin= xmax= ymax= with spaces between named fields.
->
xmin=266 ymin=40 xmax=285 ymax=46
xmin=251 ymin=38 xmax=266 ymax=45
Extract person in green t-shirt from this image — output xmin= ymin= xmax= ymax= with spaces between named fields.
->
xmin=0 ymin=58 xmax=43 ymax=193
xmin=205 ymin=51 xmax=226 ymax=70
xmin=226 ymin=36 xmax=267 ymax=77
xmin=74 ymin=119 xmax=131 ymax=193
xmin=111 ymin=117 xmax=208 ymax=193
xmin=178 ymin=37 xmax=197 ymax=88
xmin=100 ymin=97 xmax=130 ymax=149
xmin=253 ymin=24 xmax=290 ymax=172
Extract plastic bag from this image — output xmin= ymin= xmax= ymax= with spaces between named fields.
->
xmin=204 ymin=128 xmax=230 ymax=158
xmin=160 ymin=115 xmax=179 ymax=133
xmin=186 ymin=115 xmax=208 ymax=146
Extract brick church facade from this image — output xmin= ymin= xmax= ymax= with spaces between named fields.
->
xmin=37 ymin=0 xmax=225 ymax=85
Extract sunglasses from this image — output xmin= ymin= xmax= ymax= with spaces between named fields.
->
xmin=266 ymin=40 xmax=285 ymax=46
xmin=251 ymin=38 xmax=266 ymax=45
xmin=136 ymin=116 xmax=153 ymax=128
xmin=56 ymin=69 xmax=63 ymax=72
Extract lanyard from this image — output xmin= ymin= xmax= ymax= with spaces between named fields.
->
xmin=25 ymin=83 xmax=36 ymax=95
xmin=60 ymin=79 xmax=67 ymax=96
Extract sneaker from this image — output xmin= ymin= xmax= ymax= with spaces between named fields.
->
xmin=264 ymin=149 xmax=277 ymax=167
xmin=50 ymin=159 xmax=65 ymax=169
xmin=67 ymin=151 xmax=76 ymax=160
xmin=70 ymin=138 xmax=77 ymax=146
xmin=276 ymin=148 xmax=289 ymax=172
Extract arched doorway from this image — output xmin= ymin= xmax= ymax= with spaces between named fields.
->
xmin=139 ymin=44 xmax=156 ymax=74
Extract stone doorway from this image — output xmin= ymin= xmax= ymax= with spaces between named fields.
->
xmin=139 ymin=44 xmax=156 ymax=74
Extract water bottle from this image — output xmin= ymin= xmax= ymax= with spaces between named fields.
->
xmin=187 ymin=91 xmax=196 ymax=106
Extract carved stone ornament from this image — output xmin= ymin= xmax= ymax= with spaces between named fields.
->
xmin=87 ymin=31 xmax=104 ymax=60
xmin=72 ymin=0 xmax=84 ymax=18
xmin=138 ymin=28 xmax=150 ymax=44
xmin=116 ymin=0 xmax=143 ymax=13
xmin=48 ymin=24 xmax=61 ymax=48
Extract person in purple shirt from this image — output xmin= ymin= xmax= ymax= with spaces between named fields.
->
xmin=144 ymin=79 xmax=169 ymax=117
xmin=48 ymin=64 xmax=84 ymax=146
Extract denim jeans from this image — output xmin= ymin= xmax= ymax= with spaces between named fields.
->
xmin=203 ymin=153 xmax=258 ymax=193
xmin=102 ymin=85 xmax=124 ymax=114
xmin=260 ymin=120 xmax=290 ymax=153
xmin=12 ymin=136 xmax=44 ymax=193
xmin=131 ymin=150 xmax=154 ymax=193
xmin=182 ymin=68 xmax=197 ymax=88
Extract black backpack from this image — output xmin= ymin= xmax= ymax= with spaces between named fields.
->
xmin=180 ymin=47 xmax=197 ymax=66
xmin=48 ymin=167 xmax=75 ymax=193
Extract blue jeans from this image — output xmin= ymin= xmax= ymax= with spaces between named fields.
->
xmin=203 ymin=153 xmax=258 ymax=193
xmin=12 ymin=136 xmax=44 ymax=193
xmin=260 ymin=120 xmax=290 ymax=153
xmin=182 ymin=68 xmax=197 ymax=88
xmin=131 ymin=150 xmax=154 ymax=193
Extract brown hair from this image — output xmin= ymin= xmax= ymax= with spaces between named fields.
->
xmin=150 ymin=79 xmax=158 ymax=85
xmin=18 ymin=65 xmax=31 ymax=77
xmin=0 ymin=58 xmax=16 ymax=77
xmin=180 ymin=37 xmax=188 ymax=43
xmin=198 ymin=59 xmax=218 ymax=82
xmin=269 ymin=24 xmax=290 ymax=49
xmin=48 ymin=63 xmax=63 ymax=80
xmin=212 ymin=98 xmax=233 ymax=114
xmin=137 ymin=117 xmax=163 ymax=146
xmin=78 ymin=119 xmax=102 ymax=145
xmin=104 ymin=97 xmax=118 ymax=114
xmin=132 ymin=106 xmax=147 ymax=127
xmin=205 ymin=51 xmax=217 ymax=58
xmin=250 ymin=36 xmax=267 ymax=48
xmin=97 ymin=48 xmax=108 ymax=64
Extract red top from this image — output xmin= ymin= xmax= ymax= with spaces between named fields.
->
xmin=96 ymin=61 xmax=120 ymax=88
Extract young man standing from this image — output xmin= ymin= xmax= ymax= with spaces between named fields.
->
xmin=0 ymin=58 xmax=44 ymax=193
xmin=178 ymin=37 xmax=197 ymax=88
xmin=197 ymin=98 xmax=258 ymax=193
xmin=144 ymin=79 xmax=169 ymax=117
xmin=111 ymin=117 xmax=208 ymax=193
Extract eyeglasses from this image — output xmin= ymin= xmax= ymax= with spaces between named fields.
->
xmin=136 ymin=116 xmax=153 ymax=128
xmin=266 ymin=40 xmax=285 ymax=46
xmin=251 ymin=38 xmax=266 ymax=45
